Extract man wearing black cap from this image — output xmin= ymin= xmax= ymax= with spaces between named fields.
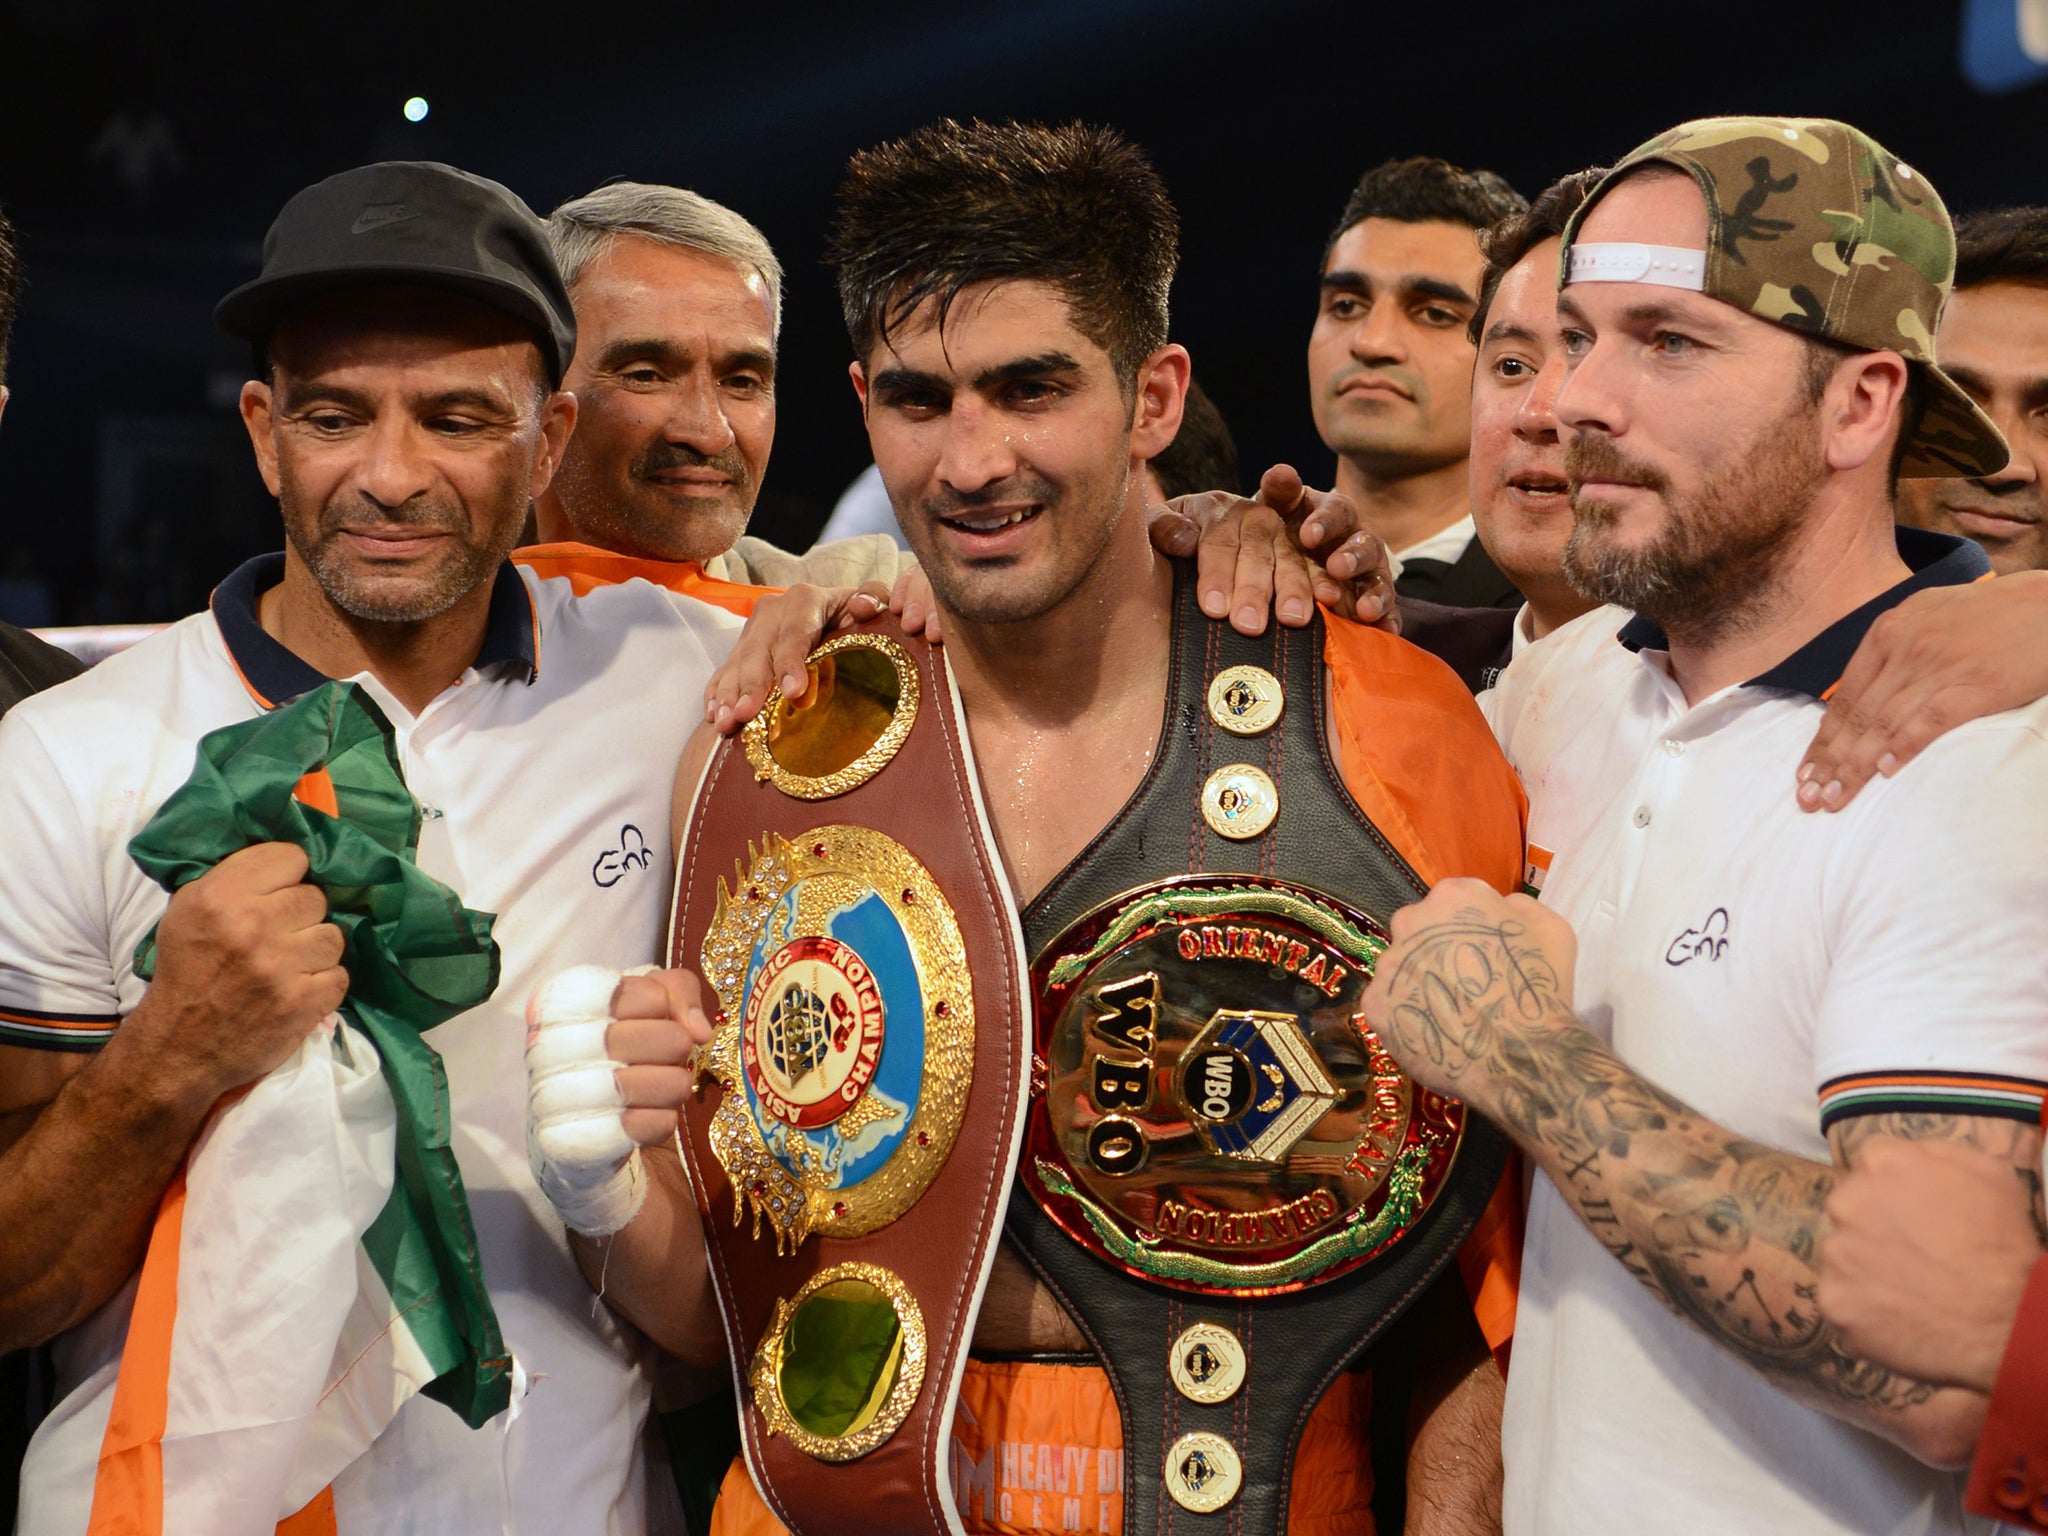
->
xmin=0 ymin=161 xmax=759 ymax=1534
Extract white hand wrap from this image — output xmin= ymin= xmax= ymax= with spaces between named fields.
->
xmin=525 ymin=964 xmax=650 ymax=1237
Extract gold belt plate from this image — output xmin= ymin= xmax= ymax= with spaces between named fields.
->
xmin=1024 ymin=876 xmax=1465 ymax=1295
xmin=698 ymin=826 xmax=974 ymax=1252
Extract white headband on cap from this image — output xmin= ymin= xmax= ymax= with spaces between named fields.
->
xmin=1566 ymin=243 xmax=1707 ymax=290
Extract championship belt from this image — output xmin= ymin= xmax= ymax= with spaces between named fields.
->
xmin=1007 ymin=565 xmax=1509 ymax=1534
xmin=671 ymin=621 xmax=1032 ymax=1536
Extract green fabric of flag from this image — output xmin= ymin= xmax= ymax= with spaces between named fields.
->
xmin=127 ymin=680 xmax=512 ymax=1427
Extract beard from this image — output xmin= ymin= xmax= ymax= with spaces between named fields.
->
xmin=283 ymin=479 xmax=526 ymax=625
xmin=908 ymin=467 xmax=1127 ymax=627
xmin=1561 ymin=405 xmax=1824 ymax=647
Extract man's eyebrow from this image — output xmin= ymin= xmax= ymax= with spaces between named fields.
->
xmin=1947 ymin=364 xmax=2048 ymax=409
xmin=1319 ymin=271 xmax=1475 ymax=309
xmin=971 ymin=351 xmax=1082 ymax=389
xmin=1614 ymin=298 xmax=1713 ymax=329
xmin=420 ymin=386 xmax=521 ymax=416
xmin=278 ymin=379 xmax=372 ymax=412
xmin=594 ymin=336 xmax=686 ymax=371
xmin=868 ymin=365 xmax=945 ymax=395
xmin=1400 ymin=275 xmax=1477 ymax=308
xmin=1555 ymin=292 xmax=1724 ymax=335
xmin=278 ymin=380 xmax=519 ymax=417
xmin=717 ymin=347 xmax=777 ymax=378
xmin=1483 ymin=319 xmax=1543 ymax=348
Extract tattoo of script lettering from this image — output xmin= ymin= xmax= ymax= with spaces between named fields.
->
xmin=1378 ymin=908 xmax=2041 ymax=1431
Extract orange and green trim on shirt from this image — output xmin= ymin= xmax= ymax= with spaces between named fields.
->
xmin=1818 ymin=1068 xmax=2048 ymax=1133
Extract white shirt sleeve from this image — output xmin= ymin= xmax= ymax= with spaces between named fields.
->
xmin=1812 ymin=702 xmax=2048 ymax=1131
xmin=0 ymin=710 xmax=125 ymax=1049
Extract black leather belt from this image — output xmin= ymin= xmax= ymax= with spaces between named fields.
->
xmin=1006 ymin=564 xmax=1507 ymax=1534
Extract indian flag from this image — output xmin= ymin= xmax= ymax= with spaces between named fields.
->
xmin=68 ymin=682 xmax=511 ymax=1536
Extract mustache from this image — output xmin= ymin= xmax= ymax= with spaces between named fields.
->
xmin=1332 ymin=366 xmax=1417 ymax=397
xmin=1565 ymin=436 xmax=1668 ymax=499
xmin=632 ymin=443 xmax=750 ymax=483
xmin=319 ymin=497 xmax=467 ymax=535
xmin=919 ymin=474 xmax=1061 ymax=521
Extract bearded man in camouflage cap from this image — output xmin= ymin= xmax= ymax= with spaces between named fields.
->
xmin=1353 ymin=116 xmax=2048 ymax=1535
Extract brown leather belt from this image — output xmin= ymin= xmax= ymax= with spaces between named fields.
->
xmin=671 ymin=620 xmax=1031 ymax=1536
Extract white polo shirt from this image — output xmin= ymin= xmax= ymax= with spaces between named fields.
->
xmin=0 ymin=554 xmax=744 ymax=1536
xmin=1483 ymin=534 xmax=2048 ymax=1536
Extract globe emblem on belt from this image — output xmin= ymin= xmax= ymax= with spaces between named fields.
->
xmin=742 ymin=934 xmax=886 ymax=1131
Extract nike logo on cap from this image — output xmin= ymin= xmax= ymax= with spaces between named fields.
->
xmin=351 ymin=203 xmax=418 ymax=234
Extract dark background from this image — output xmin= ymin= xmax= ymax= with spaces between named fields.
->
xmin=0 ymin=0 xmax=2042 ymax=626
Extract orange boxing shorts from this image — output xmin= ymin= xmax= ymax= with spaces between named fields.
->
xmin=708 ymin=1357 xmax=1375 ymax=1536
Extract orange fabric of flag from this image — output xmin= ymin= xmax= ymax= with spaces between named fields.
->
xmin=1319 ymin=611 xmax=1529 ymax=897
xmin=85 ymin=1167 xmax=186 ymax=1536
xmin=291 ymin=767 xmax=339 ymax=819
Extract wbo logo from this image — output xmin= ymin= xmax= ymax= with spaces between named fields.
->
xmin=592 ymin=824 xmax=654 ymax=888
xmin=1665 ymin=908 xmax=1730 ymax=967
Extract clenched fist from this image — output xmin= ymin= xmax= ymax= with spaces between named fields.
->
xmin=130 ymin=841 xmax=347 ymax=1103
xmin=525 ymin=964 xmax=714 ymax=1236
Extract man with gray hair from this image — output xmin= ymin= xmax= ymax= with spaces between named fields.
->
xmin=522 ymin=180 xmax=1401 ymax=626
xmin=523 ymin=180 xmax=907 ymax=593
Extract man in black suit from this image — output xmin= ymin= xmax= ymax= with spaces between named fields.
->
xmin=1308 ymin=156 xmax=1527 ymax=610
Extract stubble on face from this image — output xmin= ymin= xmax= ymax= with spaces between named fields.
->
xmin=907 ymin=466 xmax=1131 ymax=626
xmin=262 ymin=290 xmax=550 ymax=629
xmin=1562 ymin=392 xmax=1825 ymax=645
xmin=278 ymin=458 xmax=530 ymax=625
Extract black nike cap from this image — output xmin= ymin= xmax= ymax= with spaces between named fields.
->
xmin=214 ymin=160 xmax=576 ymax=383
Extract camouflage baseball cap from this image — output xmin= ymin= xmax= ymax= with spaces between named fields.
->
xmin=1558 ymin=115 xmax=2009 ymax=479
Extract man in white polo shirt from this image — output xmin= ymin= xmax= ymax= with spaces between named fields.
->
xmin=1361 ymin=117 xmax=2048 ymax=1535
xmin=0 ymin=162 xmax=750 ymax=1534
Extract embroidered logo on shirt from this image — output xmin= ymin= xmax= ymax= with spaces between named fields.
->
xmin=1665 ymin=907 xmax=1730 ymax=966
xmin=1521 ymin=844 xmax=1554 ymax=896
xmin=592 ymin=824 xmax=653 ymax=888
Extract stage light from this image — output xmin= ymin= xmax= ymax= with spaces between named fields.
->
xmin=403 ymin=97 xmax=430 ymax=123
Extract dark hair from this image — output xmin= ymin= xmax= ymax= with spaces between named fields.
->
xmin=830 ymin=119 xmax=1177 ymax=386
xmin=1149 ymin=378 xmax=1240 ymax=498
xmin=1468 ymin=167 xmax=1607 ymax=343
xmin=0 ymin=205 xmax=19 ymax=388
xmin=1324 ymin=156 xmax=1526 ymax=267
xmin=1953 ymin=205 xmax=2048 ymax=291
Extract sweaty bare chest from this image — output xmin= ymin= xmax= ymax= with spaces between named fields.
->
xmin=967 ymin=711 xmax=1160 ymax=1352
xmin=976 ymin=724 xmax=1158 ymax=908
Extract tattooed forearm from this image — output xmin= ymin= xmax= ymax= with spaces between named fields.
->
xmin=1373 ymin=907 xmax=2023 ymax=1453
